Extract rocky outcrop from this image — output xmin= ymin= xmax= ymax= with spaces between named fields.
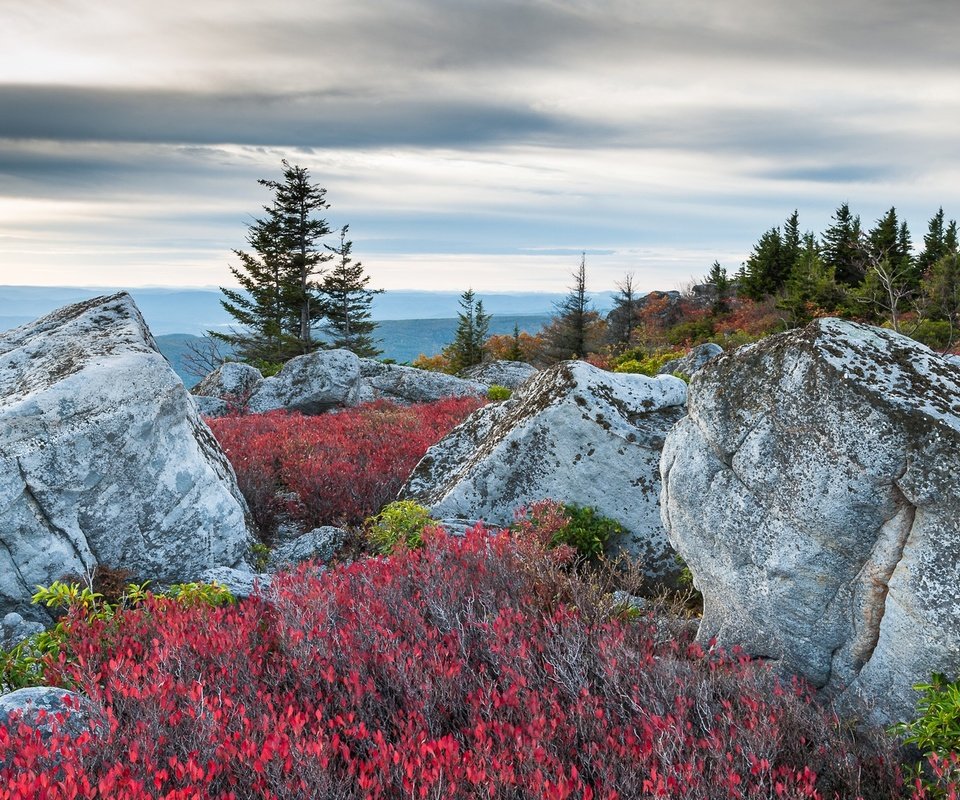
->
xmin=461 ymin=361 xmax=538 ymax=390
xmin=658 ymin=342 xmax=723 ymax=377
xmin=403 ymin=360 xmax=687 ymax=578
xmin=248 ymin=349 xmax=361 ymax=414
xmin=193 ymin=395 xmax=230 ymax=418
xmin=0 ymin=294 xmax=253 ymax=622
xmin=357 ymin=360 xmax=488 ymax=405
xmin=661 ymin=318 xmax=960 ymax=723
xmin=1 ymin=612 xmax=45 ymax=651
xmin=192 ymin=361 xmax=264 ymax=403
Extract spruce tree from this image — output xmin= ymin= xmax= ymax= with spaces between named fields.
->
xmin=609 ymin=272 xmax=640 ymax=349
xmin=821 ymin=203 xmax=865 ymax=286
xmin=446 ymin=289 xmax=491 ymax=372
xmin=544 ymin=253 xmax=597 ymax=360
xmin=706 ymin=260 xmax=730 ymax=314
xmin=739 ymin=227 xmax=782 ymax=300
xmin=506 ymin=323 xmax=524 ymax=361
xmin=320 ymin=226 xmax=383 ymax=358
xmin=215 ymin=161 xmax=333 ymax=363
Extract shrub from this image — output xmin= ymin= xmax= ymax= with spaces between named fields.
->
xmin=365 ymin=500 xmax=436 ymax=555
xmin=0 ymin=528 xmax=911 ymax=799
xmin=513 ymin=500 xmax=622 ymax=562
xmin=897 ymin=673 xmax=960 ymax=797
xmin=207 ymin=397 xmax=482 ymax=535
xmin=486 ymin=384 xmax=512 ymax=401
xmin=612 ymin=347 xmax=685 ymax=376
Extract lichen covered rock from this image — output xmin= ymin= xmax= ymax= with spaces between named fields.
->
xmin=0 ymin=294 xmax=253 ymax=621
xmin=403 ymin=360 xmax=687 ymax=577
xmin=356 ymin=360 xmax=488 ymax=405
xmin=248 ymin=349 xmax=360 ymax=414
xmin=661 ymin=318 xmax=960 ymax=723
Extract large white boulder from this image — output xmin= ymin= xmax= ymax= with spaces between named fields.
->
xmin=661 ymin=318 xmax=960 ymax=723
xmin=403 ymin=360 xmax=687 ymax=577
xmin=247 ymin=349 xmax=360 ymax=414
xmin=356 ymin=360 xmax=488 ymax=405
xmin=0 ymin=294 xmax=253 ymax=622
xmin=461 ymin=360 xmax=538 ymax=390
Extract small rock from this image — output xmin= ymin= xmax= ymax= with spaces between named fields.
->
xmin=0 ymin=687 xmax=102 ymax=741
xmin=192 ymin=362 xmax=264 ymax=402
xmin=461 ymin=361 xmax=538 ymax=390
xmin=248 ymin=349 xmax=360 ymax=414
xmin=658 ymin=342 xmax=723 ymax=377
xmin=267 ymin=527 xmax=346 ymax=571
xmin=197 ymin=567 xmax=270 ymax=599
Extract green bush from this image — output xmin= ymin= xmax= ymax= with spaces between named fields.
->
xmin=366 ymin=500 xmax=435 ymax=555
xmin=555 ymin=505 xmax=623 ymax=561
xmin=612 ymin=348 xmax=685 ymax=377
xmin=897 ymin=673 xmax=960 ymax=795
xmin=665 ymin=319 xmax=715 ymax=346
xmin=487 ymin=384 xmax=512 ymax=401
xmin=908 ymin=320 xmax=956 ymax=351
xmin=250 ymin=359 xmax=283 ymax=378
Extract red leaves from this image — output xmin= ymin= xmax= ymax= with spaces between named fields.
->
xmin=0 ymin=529 xmax=920 ymax=799
xmin=207 ymin=397 xmax=482 ymax=531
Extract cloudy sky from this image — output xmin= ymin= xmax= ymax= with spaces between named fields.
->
xmin=1 ymin=0 xmax=959 ymax=293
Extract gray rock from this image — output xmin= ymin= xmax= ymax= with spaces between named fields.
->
xmin=267 ymin=527 xmax=346 ymax=571
xmin=193 ymin=395 xmax=230 ymax=417
xmin=461 ymin=361 xmax=538 ymax=390
xmin=0 ymin=294 xmax=254 ymax=622
xmin=356 ymin=360 xmax=488 ymax=405
xmin=192 ymin=361 xmax=264 ymax=403
xmin=437 ymin=518 xmax=502 ymax=537
xmin=403 ymin=360 xmax=687 ymax=578
xmin=197 ymin=566 xmax=270 ymax=599
xmin=0 ymin=687 xmax=102 ymax=740
xmin=658 ymin=342 xmax=723 ymax=377
xmin=248 ymin=349 xmax=360 ymax=414
xmin=1 ymin=612 xmax=46 ymax=650
xmin=661 ymin=318 xmax=960 ymax=724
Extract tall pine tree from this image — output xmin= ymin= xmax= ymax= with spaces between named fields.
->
xmin=446 ymin=289 xmax=491 ymax=372
xmin=215 ymin=161 xmax=333 ymax=363
xmin=544 ymin=253 xmax=598 ymax=360
xmin=320 ymin=226 xmax=383 ymax=358
xmin=821 ymin=203 xmax=865 ymax=287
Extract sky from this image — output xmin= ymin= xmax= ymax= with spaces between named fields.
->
xmin=1 ymin=0 xmax=960 ymax=294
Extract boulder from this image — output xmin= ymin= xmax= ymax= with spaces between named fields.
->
xmin=191 ymin=361 xmax=264 ymax=403
xmin=0 ymin=294 xmax=253 ymax=622
xmin=1 ymin=612 xmax=46 ymax=650
xmin=0 ymin=687 xmax=102 ymax=740
xmin=248 ymin=349 xmax=361 ymax=414
xmin=403 ymin=360 xmax=687 ymax=578
xmin=196 ymin=566 xmax=270 ymax=599
xmin=660 ymin=318 xmax=960 ymax=723
xmin=461 ymin=361 xmax=538 ymax=390
xmin=658 ymin=342 xmax=723 ymax=377
xmin=356 ymin=360 xmax=488 ymax=405
xmin=193 ymin=395 xmax=230 ymax=418
xmin=267 ymin=527 xmax=346 ymax=571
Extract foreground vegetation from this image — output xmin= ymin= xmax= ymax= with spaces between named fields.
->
xmin=0 ymin=526 xmax=932 ymax=799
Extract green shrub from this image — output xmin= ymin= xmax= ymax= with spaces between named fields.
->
xmin=555 ymin=505 xmax=623 ymax=561
xmin=896 ymin=673 xmax=960 ymax=795
xmin=366 ymin=500 xmax=435 ymax=555
xmin=612 ymin=348 xmax=685 ymax=377
xmin=487 ymin=384 xmax=512 ymax=401
xmin=250 ymin=359 xmax=283 ymax=377
xmin=908 ymin=320 xmax=956 ymax=351
xmin=665 ymin=319 xmax=715 ymax=346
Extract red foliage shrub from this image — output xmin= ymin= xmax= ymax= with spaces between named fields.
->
xmin=0 ymin=529 xmax=917 ymax=799
xmin=207 ymin=397 xmax=482 ymax=533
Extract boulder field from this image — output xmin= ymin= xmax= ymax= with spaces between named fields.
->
xmin=661 ymin=318 xmax=960 ymax=723
xmin=0 ymin=294 xmax=254 ymax=621
xmin=403 ymin=360 xmax=688 ymax=579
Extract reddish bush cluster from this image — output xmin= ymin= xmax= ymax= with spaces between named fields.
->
xmin=1 ymin=529 xmax=911 ymax=799
xmin=207 ymin=397 xmax=482 ymax=533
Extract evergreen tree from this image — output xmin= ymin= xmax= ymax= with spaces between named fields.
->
xmin=946 ymin=219 xmax=959 ymax=255
xmin=320 ymin=226 xmax=383 ymax=358
xmin=821 ymin=203 xmax=865 ymax=286
xmin=778 ymin=233 xmax=844 ymax=326
xmin=781 ymin=210 xmax=802 ymax=278
xmin=608 ymin=272 xmax=640 ymax=349
xmin=739 ymin=227 xmax=782 ymax=300
xmin=917 ymin=208 xmax=949 ymax=276
xmin=506 ymin=323 xmax=524 ymax=361
xmin=446 ymin=289 xmax=491 ymax=372
xmin=544 ymin=253 xmax=597 ymax=360
xmin=705 ymin=260 xmax=730 ymax=314
xmin=215 ymin=161 xmax=333 ymax=363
